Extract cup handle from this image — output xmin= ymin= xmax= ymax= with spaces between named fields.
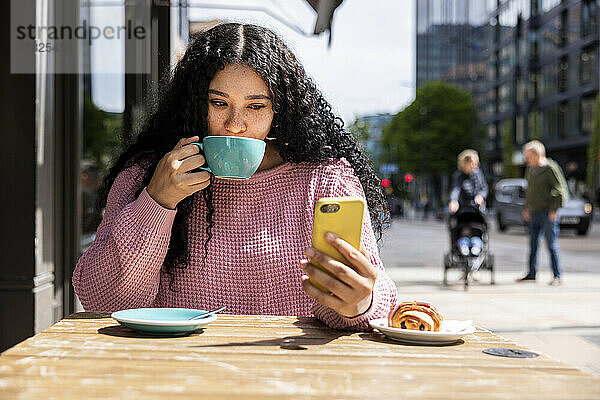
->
xmin=189 ymin=142 xmax=212 ymax=173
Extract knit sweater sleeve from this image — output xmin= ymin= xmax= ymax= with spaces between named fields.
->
xmin=72 ymin=163 xmax=177 ymax=311
xmin=311 ymin=160 xmax=398 ymax=331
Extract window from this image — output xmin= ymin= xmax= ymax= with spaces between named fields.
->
xmin=517 ymin=76 xmax=527 ymax=105
xmin=529 ymin=29 xmax=539 ymax=57
xmin=566 ymin=100 xmax=580 ymax=136
xmin=540 ymin=63 xmax=558 ymax=96
xmin=81 ymin=2 xmax=126 ymax=247
xmin=499 ymin=83 xmax=512 ymax=113
xmin=558 ymin=102 xmax=567 ymax=138
xmin=529 ymin=71 xmax=539 ymax=101
xmin=561 ymin=11 xmax=568 ymax=45
xmin=487 ymin=0 xmax=498 ymax=15
xmin=581 ymin=96 xmax=596 ymax=134
xmin=558 ymin=58 xmax=568 ymax=92
xmin=487 ymin=123 xmax=497 ymax=151
xmin=569 ymin=52 xmax=580 ymax=88
xmin=519 ymin=0 xmax=531 ymax=20
xmin=540 ymin=16 xmax=562 ymax=56
xmin=518 ymin=33 xmax=528 ymax=61
xmin=487 ymin=89 xmax=497 ymax=115
xmin=489 ymin=123 xmax=497 ymax=139
xmin=542 ymin=105 xmax=558 ymax=139
xmin=581 ymin=47 xmax=597 ymax=85
xmin=541 ymin=0 xmax=561 ymax=12
xmin=500 ymin=0 xmax=519 ymax=28
xmin=516 ymin=114 xmax=525 ymax=144
xmin=529 ymin=109 xmax=541 ymax=139
xmin=567 ymin=4 xmax=581 ymax=42
xmin=489 ymin=52 xmax=498 ymax=80
xmin=499 ymin=44 xmax=515 ymax=76
xmin=582 ymin=0 xmax=598 ymax=37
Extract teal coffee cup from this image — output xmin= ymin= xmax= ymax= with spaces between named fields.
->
xmin=190 ymin=136 xmax=266 ymax=180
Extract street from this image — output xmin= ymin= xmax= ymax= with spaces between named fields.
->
xmin=379 ymin=216 xmax=600 ymax=376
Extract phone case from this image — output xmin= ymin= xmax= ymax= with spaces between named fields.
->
xmin=310 ymin=196 xmax=365 ymax=292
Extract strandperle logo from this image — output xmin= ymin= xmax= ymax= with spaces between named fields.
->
xmin=15 ymin=19 xmax=147 ymax=46
xmin=11 ymin=0 xmax=152 ymax=74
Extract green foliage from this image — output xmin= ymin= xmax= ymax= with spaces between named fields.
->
xmin=586 ymin=94 xmax=600 ymax=200
xmin=348 ymin=119 xmax=370 ymax=142
xmin=381 ymin=81 xmax=478 ymax=176
xmin=502 ymin=120 xmax=518 ymax=178
xmin=83 ymin=96 xmax=123 ymax=175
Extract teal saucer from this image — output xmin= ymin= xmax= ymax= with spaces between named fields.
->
xmin=111 ymin=308 xmax=218 ymax=336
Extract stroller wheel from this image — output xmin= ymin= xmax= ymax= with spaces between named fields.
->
xmin=443 ymin=254 xmax=449 ymax=285
xmin=487 ymin=254 xmax=495 ymax=284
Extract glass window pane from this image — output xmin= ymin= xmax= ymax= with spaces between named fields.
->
xmin=581 ymin=47 xmax=597 ymax=85
xmin=540 ymin=16 xmax=562 ymax=56
xmin=582 ymin=96 xmax=596 ymax=134
xmin=568 ymin=4 xmax=581 ymax=42
xmin=80 ymin=1 xmax=125 ymax=249
xmin=566 ymin=100 xmax=580 ymax=136
xmin=516 ymin=114 xmax=525 ymax=144
xmin=582 ymin=0 xmax=598 ymax=37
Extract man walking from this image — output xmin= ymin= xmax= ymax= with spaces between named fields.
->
xmin=517 ymin=140 xmax=568 ymax=285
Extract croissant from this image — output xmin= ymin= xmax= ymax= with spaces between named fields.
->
xmin=388 ymin=301 xmax=443 ymax=331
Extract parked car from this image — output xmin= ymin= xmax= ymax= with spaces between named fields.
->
xmin=494 ymin=178 xmax=593 ymax=235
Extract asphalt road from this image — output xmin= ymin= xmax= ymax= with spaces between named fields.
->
xmin=379 ymin=214 xmax=600 ymax=274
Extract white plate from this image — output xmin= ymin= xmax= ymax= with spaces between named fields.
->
xmin=369 ymin=318 xmax=476 ymax=345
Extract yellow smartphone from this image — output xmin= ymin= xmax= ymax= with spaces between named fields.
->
xmin=310 ymin=196 xmax=365 ymax=292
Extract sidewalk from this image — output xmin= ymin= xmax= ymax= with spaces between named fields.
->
xmin=386 ymin=266 xmax=600 ymax=376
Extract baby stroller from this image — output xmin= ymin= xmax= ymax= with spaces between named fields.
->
xmin=443 ymin=204 xmax=495 ymax=290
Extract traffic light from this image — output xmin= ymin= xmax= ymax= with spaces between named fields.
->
xmin=404 ymin=173 xmax=414 ymax=183
xmin=381 ymin=178 xmax=391 ymax=188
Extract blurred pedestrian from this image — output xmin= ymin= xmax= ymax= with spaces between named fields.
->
xmin=517 ymin=140 xmax=568 ymax=285
xmin=448 ymin=149 xmax=488 ymax=214
xmin=448 ymin=149 xmax=488 ymax=262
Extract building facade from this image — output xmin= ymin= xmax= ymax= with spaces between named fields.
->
xmin=354 ymin=113 xmax=394 ymax=168
xmin=416 ymin=0 xmax=599 ymax=190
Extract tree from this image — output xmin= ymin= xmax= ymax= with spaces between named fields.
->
xmin=586 ymin=94 xmax=600 ymax=202
xmin=348 ymin=119 xmax=370 ymax=142
xmin=502 ymin=120 xmax=518 ymax=178
xmin=381 ymin=81 xmax=479 ymax=205
xmin=83 ymin=97 xmax=123 ymax=175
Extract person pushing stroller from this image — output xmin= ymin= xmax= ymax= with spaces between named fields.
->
xmin=448 ymin=150 xmax=488 ymax=257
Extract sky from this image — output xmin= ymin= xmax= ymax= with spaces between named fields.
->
xmin=91 ymin=0 xmax=415 ymax=124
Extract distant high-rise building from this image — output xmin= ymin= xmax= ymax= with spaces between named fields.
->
xmin=416 ymin=0 xmax=599 ymax=188
xmin=353 ymin=113 xmax=394 ymax=169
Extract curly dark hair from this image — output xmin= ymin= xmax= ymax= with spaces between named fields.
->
xmin=97 ymin=23 xmax=389 ymax=291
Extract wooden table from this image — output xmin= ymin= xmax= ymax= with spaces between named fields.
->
xmin=1 ymin=313 xmax=599 ymax=399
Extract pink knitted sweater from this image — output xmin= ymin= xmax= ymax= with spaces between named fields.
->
xmin=72 ymin=158 xmax=398 ymax=330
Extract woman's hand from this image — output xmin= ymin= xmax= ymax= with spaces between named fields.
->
xmin=147 ymin=136 xmax=211 ymax=209
xmin=474 ymin=195 xmax=484 ymax=206
xmin=300 ymin=232 xmax=377 ymax=318
xmin=449 ymin=200 xmax=459 ymax=214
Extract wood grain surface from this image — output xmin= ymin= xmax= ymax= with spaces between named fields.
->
xmin=1 ymin=312 xmax=599 ymax=399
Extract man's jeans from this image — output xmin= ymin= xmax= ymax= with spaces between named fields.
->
xmin=528 ymin=210 xmax=561 ymax=278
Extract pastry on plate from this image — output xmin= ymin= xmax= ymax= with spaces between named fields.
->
xmin=387 ymin=301 xmax=443 ymax=331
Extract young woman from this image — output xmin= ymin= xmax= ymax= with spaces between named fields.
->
xmin=73 ymin=23 xmax=397 ymax=330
